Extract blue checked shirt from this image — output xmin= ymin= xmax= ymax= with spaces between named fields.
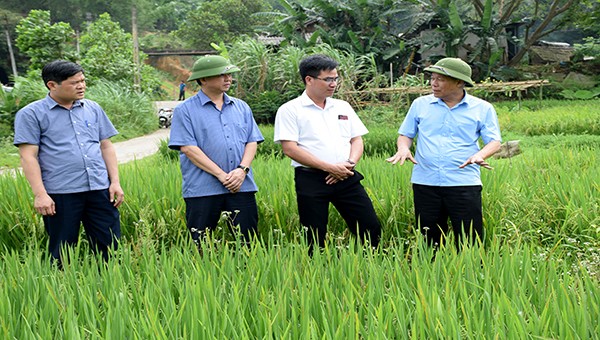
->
xmin=398 ymin=92 xmax=502 ymax=186
xmin=14 ymin=95 xmax=118 ymax=194
xmin=168 ymin=91 xmax=264 ymax=198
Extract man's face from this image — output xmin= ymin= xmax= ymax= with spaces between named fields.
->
xmin=48 ymin=72 xmax=86 ymax=104
xmin=202 ymin=73 xmax=234 ymax=93
xmin=307 ymin=69 xmax=339 ymax=97
xmin=430 ymin=73 xmax=464 ymax=99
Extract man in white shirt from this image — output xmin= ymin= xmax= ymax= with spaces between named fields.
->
xmin=274 ymin=54 xmax=381 ymax=253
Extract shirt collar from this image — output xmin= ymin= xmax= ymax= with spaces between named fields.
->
xmin=428 ymin=90 xmax=470 ymax=108
xmin=198 ymin=90 xmax=232 ymax=107
xmin=300 ymin=91 xmax=333 ymax=109
xmin=44 ymin=94 xmax=84 ymax=110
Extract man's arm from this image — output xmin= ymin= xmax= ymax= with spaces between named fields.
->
xmin=348 ymin=136 xmax=364 ymax=165
xmin=221 ymin=141 xmax=258 ymax=193
xmin=459 ymin=140 xmax=501 ymax=170
xmin=100 ymin=139 xmax=125 ymax=207
xmin=18 ymin=144 xmax=55 ymax=215
xmin=180 ymin=144 xmax=233 ymax=186
xmin=386 ymin=135 xmax=417 ymax=165
xmin=281 ymin=140 xmax=354 ymax=183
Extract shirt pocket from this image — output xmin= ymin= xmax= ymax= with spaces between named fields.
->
xmin=82 ymin=120 xmax=101 ymax=142
xmin=338 ymin=120 xmax=352 ymax=138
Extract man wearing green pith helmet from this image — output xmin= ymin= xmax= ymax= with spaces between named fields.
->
xmin=168 ymin=55 xmax=264 ymax=246
xmin=387 ymin=57 xmax=502 ymax=250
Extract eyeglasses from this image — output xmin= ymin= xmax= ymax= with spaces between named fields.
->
xmin=312 ymin=76 xmax=340 ymax=84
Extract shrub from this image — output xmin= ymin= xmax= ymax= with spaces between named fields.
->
xmin=0 ymin=76 xmax=47 ymax=139
xmin=85 ymin=80 xmax=157 ymax=140
xmin=245 ymin=90 xmax=297 ymax=124
xmin=572 ymin=36 xmax=600 ymax=66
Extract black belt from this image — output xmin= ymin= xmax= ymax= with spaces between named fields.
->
xmin=295 ymin=167 xmax=327 ymax=174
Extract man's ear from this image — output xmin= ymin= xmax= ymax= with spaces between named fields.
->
xmin=46 ymin=80 xmax=59 ymax=91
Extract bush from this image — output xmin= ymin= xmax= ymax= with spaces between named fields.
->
xmin=245 ymin=90 xmax=297 ymax=124
xmin=85 ymin=80 xmax=157 ymax=140
xmin=572 ymin=36 xmax=600 ymax=65
xmin=0 ymin=76 xmax=48 ymax=139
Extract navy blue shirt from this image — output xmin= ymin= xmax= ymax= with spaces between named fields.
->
xmin=168 ymin=91 xmax=264 ymax=198
xmin=14 ymin=95 xmax=118 ymax=194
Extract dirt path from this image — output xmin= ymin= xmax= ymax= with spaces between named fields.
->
xmin=114 ymin=128 xmax=171 ymax=164
xmin=114 ymin=100 xmax=179 ymax=163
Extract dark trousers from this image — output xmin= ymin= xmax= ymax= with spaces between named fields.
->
xmin=295 ymin=168 xmax=381 ymax=250
xmin=184 ymin=192 xmax=258 ymax=243
xmin=178 ymin=91 xmax=185 ymax=101
xmin=413 ymin=184 xmax=483 ymax=249
xmin=44 ymin=189 xmax=120 ymax=263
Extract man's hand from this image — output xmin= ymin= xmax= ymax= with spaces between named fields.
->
xmin=386 ymin=147 xmax=417 ymax=165
xmin=459 ymin=154 xmax=493 ymax=170
xmin=222 ymin=168 xmax=247 ymax=193
xmin=325 ymin=161 xmax=355 ymax=185
xmin=34 ymin=193 xmax=55 ymax=216
xmin=109 ymin=182 xmax=125 ymax=208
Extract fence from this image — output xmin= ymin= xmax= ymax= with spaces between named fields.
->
xmin=339 ymin=80 xmax=551 ymax=108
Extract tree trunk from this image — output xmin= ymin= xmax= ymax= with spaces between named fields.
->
xmin=507 ymin=0 xmax=575 ymax=67
xmin=132 ymin=5 xmax=141 ymax=91
xmin=4 ymin=28 xmax=18 ymax=81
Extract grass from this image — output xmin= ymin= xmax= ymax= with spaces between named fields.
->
xmin=0 ymin=236 xmax=598 ymax=338
xmin=0 ymin=98 xmax=599 ymax=338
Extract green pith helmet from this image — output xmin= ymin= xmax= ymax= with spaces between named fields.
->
xmin=187 ymin=55 xmax=240 ymax=82
xmin=424 ymin=58 xmax=474 ymax=87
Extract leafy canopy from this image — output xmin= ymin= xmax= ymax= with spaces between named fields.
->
xmin=15 ymin=10 xmax=77 ymax=70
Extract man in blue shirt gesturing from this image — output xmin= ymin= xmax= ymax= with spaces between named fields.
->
xmin=387 ymin=58 xmax=501 ymax=250
xmin=14 ymin=60 xmax=124 ymax=265
xmin=169 ymin=56 xmax=264 ymax=246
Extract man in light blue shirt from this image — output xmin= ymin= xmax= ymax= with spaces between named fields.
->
xmin=169 ymin=56 xmax=264 ymax=245
xmin=387 ymin=58 xmax=501 ymax=250
xmin=14 ymin=60 xmax=124 ymax=265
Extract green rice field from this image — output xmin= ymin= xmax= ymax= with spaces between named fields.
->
xmin=0 ymin=100 xmax=598 ymax=338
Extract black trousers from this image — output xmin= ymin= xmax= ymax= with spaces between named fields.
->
xmin=184 ymin=192 xmax=258 ymax=243
xmin=44 ymin=189 xmax=120 ymax=263
xmin=294 ymin=168 xmax=381 ymax=250
xmin=413 ymin=184 xmax=483 ymax=249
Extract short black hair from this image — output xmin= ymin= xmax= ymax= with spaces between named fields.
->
xmin=42 ymin=60 xmax=84 ymax=89
xmin=299 ymin=54 xmax=338 ymax=84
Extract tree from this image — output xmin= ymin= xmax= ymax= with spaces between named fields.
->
xmin=259 ymin=0 xmax=409 ymax=74
xmin=80 ymin=13 xmax=135 ymax=82
xmin=79 ymin=12 xmax=161 ymax=94
xmin=507 ymin=0 xmax=582 ymax=66
xmin=255 ymin=0 xmax=317 ymax=48
xmin=175 ymin=0 xmax=271 ymax=50
xmin=1 ymin=9 xmax=24 ymax=83
xmin=15 ymin=10 xmax=77 ymax=71
xmin=144 ymin=0 xmax=197 ymax=32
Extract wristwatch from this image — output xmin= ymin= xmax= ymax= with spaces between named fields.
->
xmin=237 ymin=165 xmax=250 ymax=174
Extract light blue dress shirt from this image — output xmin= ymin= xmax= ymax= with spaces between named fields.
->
xmin=14 ymin=95 xmax=118 ymax=194
xmin=168 ymin=91 xmax=264 ymax=198
xmin=398 ymin=92 xmax=502 ymax=186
